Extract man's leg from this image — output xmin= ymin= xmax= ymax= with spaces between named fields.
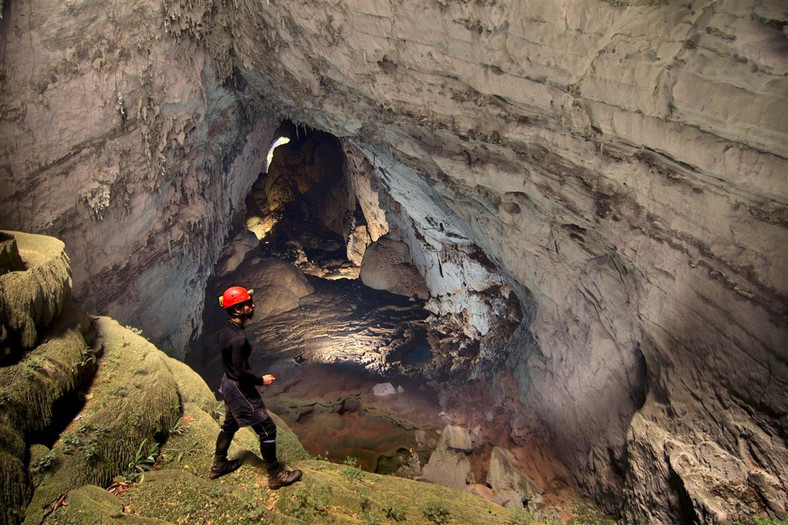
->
xmin=251 ymin=417 xmax=301 ymax=490
xmin=209 ymin=407 xmax=243 ymax=479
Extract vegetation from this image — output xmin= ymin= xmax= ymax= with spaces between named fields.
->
xmin=342 ymin=455 xmax=365 ymax=481
xmin=423 ymin=499 xmax=452 ymax=524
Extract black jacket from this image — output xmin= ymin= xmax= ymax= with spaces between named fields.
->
xmin=219 ymin=321 xmax=263 ymax=388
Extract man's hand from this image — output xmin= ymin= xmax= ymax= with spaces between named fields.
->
xmin=262 ymin=374 xmax=276 ymax=386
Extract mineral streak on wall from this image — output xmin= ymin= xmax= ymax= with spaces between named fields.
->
xmin=1 ymin=0 xmax=786 ymax=521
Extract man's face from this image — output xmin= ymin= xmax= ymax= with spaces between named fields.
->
xmin=241 ymin=299 xmax=255 ymax=319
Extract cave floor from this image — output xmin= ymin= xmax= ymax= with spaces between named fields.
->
xmin=191 ymin=204 xmax=589 ymax=520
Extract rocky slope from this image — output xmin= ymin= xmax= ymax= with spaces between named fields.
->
xmin=1 ymin=1 xmax=786 ymax=522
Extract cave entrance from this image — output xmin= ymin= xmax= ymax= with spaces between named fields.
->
xmin=194 ymin=122 xmax=444 ymax=474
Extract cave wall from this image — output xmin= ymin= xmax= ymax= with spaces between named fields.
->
xmin=0 ymin=0 xmax=277 ymax=357
xmin=228 ymin=0 xmax=787 ymax=519
xmin=1 ymin=0 xmax=786 ymax=521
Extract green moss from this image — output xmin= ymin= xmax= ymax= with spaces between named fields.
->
xmin=269 ymin=411 xmax=310 ymax=464
xmin=120 ymin=394 xmax=514 ymax=524
xmin=0 ymin=450 xmax=28 ymax=525
xmin=45 ymin=485 xmax=171 ymax=525
xmin=0 ymin=230 xmax=72 ymax=358
xmin=161 ymin=354 xmax=218 ymax=415
xmin=0 ymin=306 xmax=96 ymax=525
xmin=24 ymin=318 xmax=181 ymax=524
xmin=0 ymin=325 xmax=90 ymax=432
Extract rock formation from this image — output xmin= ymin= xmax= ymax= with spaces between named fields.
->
xmin=1 ymin=1 xmax=786 ymax=522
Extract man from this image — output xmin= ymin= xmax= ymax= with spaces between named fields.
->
xmin=208 ymin=285 xmax=302 ymax=490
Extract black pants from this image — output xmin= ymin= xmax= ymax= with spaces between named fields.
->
xmin=217 ymin=394 xmax=279 ymax=473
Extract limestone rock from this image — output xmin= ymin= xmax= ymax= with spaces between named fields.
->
xmin=372 ymin=382 xmax=396 ymax=397
xmin=623 ymin=411 xmax=788 ymax=523
xmin=0 ymin=233 xmax=24 ymax=275
xmin=214 ymin=229 xmax=261 ymax=278
xmin=214 ymin=257 xmax=314 ymax=321
xmin=422 ymin=447 xmax=473 ymax=491
xmin=442 ymin=425 xmax=473 ymax=453
xmin=24 ymin=317 xmax=181 ymax=525
xmin=346 ymin=222 xmax=371 ymax=267
xmin=421 ymin=424 xmax=477 ymax=490
xmin=487 ymin=447 xmax=543 ymax=511
xmin=360 ymin=235 xmax=428 ymax=299
xmin=344 ymin=143 xmax=389 ymax=243
xmin=0 ymin=2 xmax=273 ymax=359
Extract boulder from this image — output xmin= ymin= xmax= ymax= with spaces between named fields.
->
xmin=359 ymin=235 xmax=428 ymax=299
xmin=442 ymin=425 xmax=473 ymax=453
xmin=422 ymin=425 xmax=475 ymax=490
xmin=487 ymin=447 xmax=543 ymax=511
xmin=372 ymin=382 xmax=396 ymax=397
xmin=216 ymin=257 xmax=314 ymax=320
xmin=0 ymin=231 xmax=72 ymax=360
xmin=214 ymin=229 xmax=261 ymax=277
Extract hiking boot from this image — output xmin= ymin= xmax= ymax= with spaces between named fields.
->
xmin=268 ymin=469 xmax=302 ymax=490
xmin=209 ymin=457 xmax=243 ymax=480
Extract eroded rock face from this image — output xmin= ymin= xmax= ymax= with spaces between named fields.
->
xmin=0 ymin=0 xmax=276 ymax=358
xmin=2 ymin=0 xmax=786 ymax=521
xmin=227 ymin=1 xmax=787 ymax=519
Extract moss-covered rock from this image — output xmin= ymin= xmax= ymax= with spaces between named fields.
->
xmin=43 ymin=485 xmax=171 ymax=525
xmin=0 ymin=450 xmax=28 ymax=525
xmin=0 ymin=231 xmax=72 ymax=361
xmin=0 ymin=304 xmax=95 ymax=525
xmin=24 ymin=318 xmax=181 ymax=524
xmin=0 ymin=307 xmax=95 ymax=434
xmin=161 ymin=355 xmax=221 ymax=417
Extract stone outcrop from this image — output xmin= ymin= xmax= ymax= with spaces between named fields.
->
xmin=487 ymin=446 xmax=543 ymax=512
xmin=422 ymin=425 xmax=475 ymax=491
xmin=2 ymin=1 xmax=786 ymax=521
xmin=23 ymin=317 xmax=182 ymax=525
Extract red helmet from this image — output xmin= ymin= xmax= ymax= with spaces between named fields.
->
xmin=219 ymin=286 xmax=254 ymax=309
